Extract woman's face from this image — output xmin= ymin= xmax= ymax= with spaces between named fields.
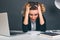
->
xmin=29 ymin=10 xmax=38 ymax=22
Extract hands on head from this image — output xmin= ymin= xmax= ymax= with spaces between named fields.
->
xmin=23 ymin=2 xmax=46 ymax=25
xmin=25 ymin=3 xmax=42 ymax=15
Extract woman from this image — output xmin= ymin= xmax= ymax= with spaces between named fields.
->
xmin=22 ymin=2 xmax=46 ymax=32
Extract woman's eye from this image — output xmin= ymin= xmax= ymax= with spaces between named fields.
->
xmin=29 ymin=14 xmax=33 ymax=16
xmin=35 ymin=14 xmax=38 ymax=16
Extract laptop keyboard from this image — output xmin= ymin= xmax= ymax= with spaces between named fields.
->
xmin=10 ymin=31 xmax=24 ymax=36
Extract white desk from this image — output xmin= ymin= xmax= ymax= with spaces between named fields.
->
xmin=0 ymin=34 xmax=52 ymax=40
xmin=0 ymin=30 xmax=60 ymax=40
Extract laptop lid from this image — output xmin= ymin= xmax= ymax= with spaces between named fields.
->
xmin=0 ymin=12 xmax=10 ymax=36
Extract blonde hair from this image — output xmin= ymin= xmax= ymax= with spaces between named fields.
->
xmin=22 ymin=2 xmax=46 ymax=16
xmin=39 ymin=3 xmax=46 ymax=13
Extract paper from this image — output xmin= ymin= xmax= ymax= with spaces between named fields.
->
xmin=26 ymin=31 xmax=41 ymax=36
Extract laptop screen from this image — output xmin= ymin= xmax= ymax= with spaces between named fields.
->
xmin=0 ymin=12 xmax=10 ymax=36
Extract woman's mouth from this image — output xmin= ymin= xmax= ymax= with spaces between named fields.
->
xmin=31 ymin=19 xmax=36 ymax=22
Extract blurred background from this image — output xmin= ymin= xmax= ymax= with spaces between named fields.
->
xmin=0 ymin=0 xmax=60 ymax=30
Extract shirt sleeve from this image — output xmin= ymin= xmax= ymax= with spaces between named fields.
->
xmin=39 ymin=16 xmax=46 ymax=32
xmin=22 ymin=17 xmax=28 ymax=32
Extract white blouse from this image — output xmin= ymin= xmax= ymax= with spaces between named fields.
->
xmin=31 ymin=21 xmax=36 ymax=31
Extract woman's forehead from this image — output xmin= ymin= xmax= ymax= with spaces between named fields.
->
xmin=29 ymin=10 xmax=38 ymax=14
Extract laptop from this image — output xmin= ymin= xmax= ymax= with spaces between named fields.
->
xmin=0 ymin=12 xmax=24 ymax=37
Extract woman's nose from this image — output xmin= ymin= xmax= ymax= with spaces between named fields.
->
xmin=32 ymin=16 xmax=35 ymax=19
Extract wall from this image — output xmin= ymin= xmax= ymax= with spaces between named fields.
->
xmin=0 ymin=0 xmax=60 ymax=30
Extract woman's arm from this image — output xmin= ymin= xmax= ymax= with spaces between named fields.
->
xmin=38 ymin=4 xmax=45 ymax=25
xmin=38 ymin=4 xmax=46 ymax=32
xmin=22 ymin=4 xmax=30 ymax=32
xmin=23 ymin=4 xmax=30 ymax=25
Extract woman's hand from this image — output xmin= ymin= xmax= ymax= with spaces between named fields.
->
xmin=25 ymin=4 xmax=31 ymax=15
xmin=38 ymin=4 xmax=42 ymax=14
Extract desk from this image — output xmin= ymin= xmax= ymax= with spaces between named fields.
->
xmin=0 ymin=30 xmax=60 ymax=40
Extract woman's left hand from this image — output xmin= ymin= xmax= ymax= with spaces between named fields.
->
xmin=38 ymin=4 xmax=42 ymax=14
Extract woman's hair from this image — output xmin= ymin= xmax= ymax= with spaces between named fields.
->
xmin=23 ymin=2 xmax=46 ymax=16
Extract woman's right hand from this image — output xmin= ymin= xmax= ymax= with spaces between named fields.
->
xmin=25 ymin=4 xmax=31 ymax=15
